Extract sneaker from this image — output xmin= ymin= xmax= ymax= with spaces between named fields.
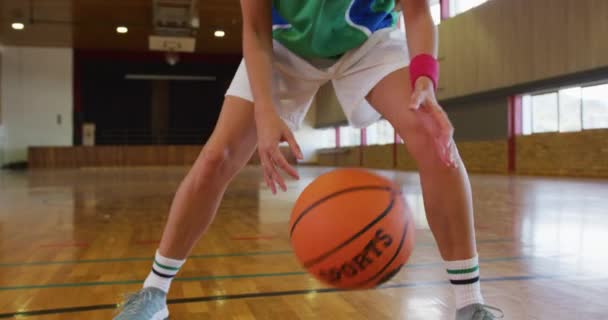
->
xmin=113 ymin=287 xmax=169 ymax=320
xmin=456 ymin=303 xmax=504 ymax=320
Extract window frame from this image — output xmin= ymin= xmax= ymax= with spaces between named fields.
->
xmin=520 ymin=79 xmax=608 ymax=136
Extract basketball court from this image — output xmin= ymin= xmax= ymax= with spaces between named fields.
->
xmin=1 ymin=0 xmax=607 ymax=319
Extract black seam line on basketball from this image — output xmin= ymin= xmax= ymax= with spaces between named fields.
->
xmin=152 ymin=268 xmax=175 ymax=279
xmin=289 ymin=185 xmax=392 ymax=237
xmin=302 ymin=194 xmax=396 ymax=269
xmin=0 ymin=275 xmax=560 ymax=318
xmin=450 ymin=277 xmax=480 ymax=285
xmin=353 ymin=219 xmax=409 ymax=288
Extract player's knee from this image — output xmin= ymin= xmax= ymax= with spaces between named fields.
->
xmin=401 ymin=125 xmax=455 ymax=166
xmin=191 ymin=147 xmax=235 ymax=184
xmin=399 ymin=123 xmax=432 ymax=161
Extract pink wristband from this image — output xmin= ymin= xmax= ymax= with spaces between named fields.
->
xmin=409 ymin=54 xmax=439 ymax=90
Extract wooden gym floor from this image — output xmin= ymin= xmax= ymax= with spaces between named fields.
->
xmin=0 ymin=166 xmax=607 ymax=319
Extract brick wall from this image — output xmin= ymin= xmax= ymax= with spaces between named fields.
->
xmin=363 ymin=145 xmax=394 ymax=169
xmin=516 ymin=129 xmax=608 ymax=177
xmin=318 ymin=130 xmax=608 ymax=178
xmin=318 ymin=140 xmax=508 ymax=174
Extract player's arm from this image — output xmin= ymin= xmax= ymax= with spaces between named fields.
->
xmin=400 ymin=0 xmax=455 ymax=167
xmin=240 ymin=0 xmax=274 ymax=114
xmin=401 ymin=0 xmax=437 ymax=59
xmin=240 ymin=0 xmax=302 ymax=193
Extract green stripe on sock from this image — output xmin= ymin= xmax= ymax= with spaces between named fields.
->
xmin=446 ymin=265 xmax=479 ymax=274
xmin=154 ymin=260 xmax=180 ymax=271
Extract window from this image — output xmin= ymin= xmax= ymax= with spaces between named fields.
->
xmin=340 ymin=126 xmax=361 ymax=147
xmin=531 ymin=93 xmax=558 ymax=133
xmin=558 ymin=87 xmax=582 ymax=132
xmin=430 ymin=2 xmax=441 ymax=25
xmin=450 ymin=0 xmax=488 ymax=16
xmin=317 ymin=128 xmax=336 ymax=149
xmin=366 ymin=120 xmax=395 ymax=145
xmin=520 ymin=81 xmax=608 ymax=135
xmin=582 ymin=83 xmax=608 ymax=130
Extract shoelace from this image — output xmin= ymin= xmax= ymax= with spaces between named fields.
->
xmin=115 ymin=290 xmax=153 ymax=316
xmin=473 ymin=304 xmax=505 ymax=320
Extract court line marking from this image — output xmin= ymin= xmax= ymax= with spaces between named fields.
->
xmin=0 ymin=274 xmax=559 ymax=318
xmin=0 ymin=239 xmax=516 ymax=268
xmin=0 ymin=255 xmax=550 ymax=291
xmin=0 ymin=250 xmax=293 ymax=268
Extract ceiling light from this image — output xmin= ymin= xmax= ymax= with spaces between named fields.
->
xmin=214 ymin=30 xmax=225 ymax=38
xmin=12 ymin=22 xmax=25 ymax=30
xmin=116 ymin=26 xmax=128 ymax=34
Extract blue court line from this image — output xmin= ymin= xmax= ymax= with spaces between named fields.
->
xmin=0 ymin=255 xmax=549 ymax=291
xmin=0 ymin=239 xmax=516 ymax=268
xmin=0 ymin=274 xmax=561 ymax=318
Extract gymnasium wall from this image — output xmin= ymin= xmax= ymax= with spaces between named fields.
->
xmin=0 ymin=48 xmax=3 ymax=166
xmin=516 ymin=129 xmax=608 ymax=178
xmin=445 ymin=96 xmax=509 ymax=141
xmin=293 ymin=98 xmax=327 ymax=164
xmin=318 ymin=140 xmax=509 ymax=174
xmin=314 ymin=83 xmax=348 ymax=128
xmin=1 ymin=46 xmax=73 ymax=163
xmin=314 ymin=0 xmax=608 ymax=129
xmin=0 ymin=125 xmax=5 ymax=166
xmin=438 ymin=0 xmax=608 ymax=100
xmin=28 ymin=145 xmax=297 ymax=168
xmin=313 ymin=0 xmax=608 ymax=178
xmin=74 ymin=51 xmax=240 ymax=146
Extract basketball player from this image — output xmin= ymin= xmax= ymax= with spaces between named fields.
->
xmin=115 ymin=1 xmax=503 ymax=319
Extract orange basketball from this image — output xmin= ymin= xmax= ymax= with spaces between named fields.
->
xmin=289 ymin=168 xmax=415 ymax=290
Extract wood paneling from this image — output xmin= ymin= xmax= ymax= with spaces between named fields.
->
xmin=438 ymin=0 xmax=608 ymax=99
xmin=28 ymin=146 xmax=296 ymax=168
xmin=28 ymin=146 xmax=201 ymax=168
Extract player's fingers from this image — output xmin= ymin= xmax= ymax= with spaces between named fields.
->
xmin=427 ymin=101 xmax=454 ymax=139
xmin=433 ymin=136 xmax=451 ymax=168
xmin=409 ymin=90 xmax=425 ymax=110
xmin=260 ymin=153 xmax=277 ymax=194
xmin=273 ymin=149 xmax=299 ymax=180
xmin=269 ymin=156 xmax=287 ymax=192
xmin=263 ymin=171 xmax=274 ymax=193
xmin=283 ymin=130 xmax=303 ymax=160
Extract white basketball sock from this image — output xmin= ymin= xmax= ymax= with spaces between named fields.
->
xmin=143 ymin=250 xmax=185 ymax=293
xmin=444 ymin=255 xmax=484 ymax=309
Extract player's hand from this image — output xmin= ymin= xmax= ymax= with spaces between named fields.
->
xmin=409 ymin=77 xmax=457 ymax=168
xmin=255 ymin=109 xmax=303 ymax=194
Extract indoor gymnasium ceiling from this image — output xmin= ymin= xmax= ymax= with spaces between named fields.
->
xmin=0 ymin=0 xmax=243 ymax=54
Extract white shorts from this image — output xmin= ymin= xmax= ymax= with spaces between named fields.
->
xmin=225 ymin=28 xmax=410 ymax=130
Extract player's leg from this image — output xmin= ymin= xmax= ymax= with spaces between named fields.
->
xmin=158 ymin=96 xmax=258 ymax=260
xmin=367 ymin=68 xmax=502 ymax=319
xmin=114 ymin=96 xmax=258 ymax=320
xmin=368 ymin=68 xmax=476 ymax=267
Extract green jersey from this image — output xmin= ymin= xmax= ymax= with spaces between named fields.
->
xmin=271 ymin=0 xmax=398 ymax=59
